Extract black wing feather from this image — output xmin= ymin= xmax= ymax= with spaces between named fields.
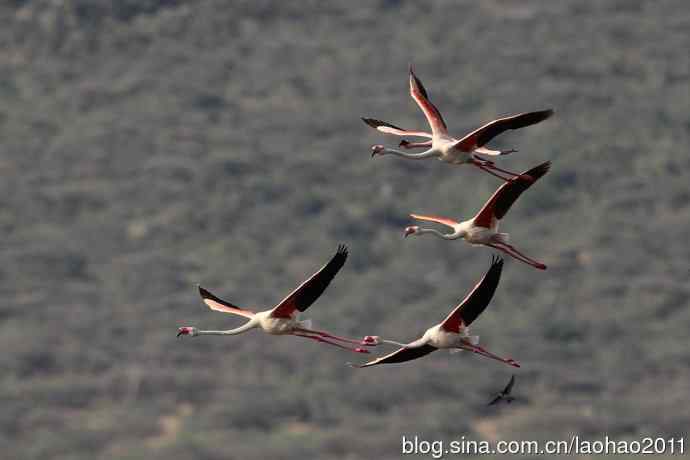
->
xmin=292 ymin=244 xmax=348 ymax=311
xmin=441 ymin=256 xmax=503 ymax=332
xmin=493 ymin=161 xmax=551 ymax=220
xmin=458 ymin=256 xmax=504 ymax=326
xmin=475 ymin=109 xmax=554 ymax=147
xmin=356 ymin=344 xmax=437 ymax=368
xmin=361 ymin=117 xmax=407 ymax=132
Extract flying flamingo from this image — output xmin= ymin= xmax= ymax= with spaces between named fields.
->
xmin=403 ymin=161 xmax=550 ymax=270
xmin=363 ymin=66 xmax=553 ymax=181
xmin=177 ymin=245 xmax=372 ymax=354
xmin=351 ymin=257 xmax=519 ymax=368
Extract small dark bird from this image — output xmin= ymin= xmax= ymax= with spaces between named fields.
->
xmin=488 ymin=375 xmax=516 ymax=405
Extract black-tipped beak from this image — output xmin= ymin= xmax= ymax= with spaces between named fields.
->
xmin=177 ymin=330 xmax=184 ymax=337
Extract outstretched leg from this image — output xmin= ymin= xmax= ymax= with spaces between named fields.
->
xmin=489 ymin=242 xmax=546 ymax=270
xmin=294 ymin=327 xmax=377 ymax=347
xmin=472 ymin=157 xmax=526 ymax=180
xmin=472 ymin=161 xmax=513 ymax=181
xmin=293 ymin=332 xmax=369 ymax=353
xmin=457 ymin=341 xmax=520 ymax=368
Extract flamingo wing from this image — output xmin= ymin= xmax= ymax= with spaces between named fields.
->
xmin=270 ymin=245 xmax=348 ymax=318
xmin=409 ymin=67 xmax=448 ymax=137
xmin=473 ymin=161 xmax=551 ymax=228
xmin=354 ymin=344 xmax=437 ymax=368
xmin=198 ymin=286 xmax=255 ymax=319
xmin=440 ymin=256 xmax=504 ymax=333
xmin=453 ymin=109 xmax=554 ymax=151
xmin=361 ymin=118 xmax=432 ymax=138
xmin=410 ymin=213 xmax=459 ymax=229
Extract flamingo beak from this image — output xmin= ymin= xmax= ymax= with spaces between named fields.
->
xmin=403 ymin=227 xmax=415 ymax=238
xmin=177 ymin=327 xmax=190 ymax=337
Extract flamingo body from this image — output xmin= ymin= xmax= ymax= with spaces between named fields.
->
xmin=422 ymin=324 xmax=473 ymax=348
xmin=255 ymin=311 xmax=303 ymax=335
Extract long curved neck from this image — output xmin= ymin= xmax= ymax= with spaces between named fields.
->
xmin=417 ymin=227 xmax=457 ymax=240
xmin=198 ymin=319 xmax=257 ymax=335
xmin=381 ymin=339 xmax=409 ymax=347
xmin=383 ymin=147 xmax=437 ymax=159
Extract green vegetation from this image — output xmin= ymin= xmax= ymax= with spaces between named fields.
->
xmin=1 ymin=1 xmax=689 ymax=458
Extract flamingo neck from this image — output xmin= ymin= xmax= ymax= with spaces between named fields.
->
xmin=417 ymin=227 xmax=458 ymax=240
xmin=198 ymin=320 xmax=257 ymax=336
xmin=382 ymin=147 xmax=437 ymax=159
xmin=383 ymin=339 xmax=408 ymax=347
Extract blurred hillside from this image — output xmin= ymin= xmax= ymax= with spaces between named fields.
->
xmin=1 ymin=0 xmax=689 ymax=459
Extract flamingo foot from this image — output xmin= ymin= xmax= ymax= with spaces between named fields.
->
xmin=507 ymin=358 xmax=521 ymax=368
xmin=361 ymin=335 xmax=380 ymax=346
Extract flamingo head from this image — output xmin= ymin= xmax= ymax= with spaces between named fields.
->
xmin=403 ymin=225 xmax=420 ymax=238
xmin=371 ymin=144 xmax=386 ymax=158
xmin=177 ymin=326 xmax=198 ymax=337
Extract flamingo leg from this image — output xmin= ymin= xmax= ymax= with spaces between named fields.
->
xmin=473 ymin=162 xmax=513 ymax=181
xmin=457 ymin=342 xmax=520 ymax=368
xmin=294 ymin=327 xmax=375 ymax=347
xmin=485 ymin=163 xmax=524 ymax=178
xmin=472 ymin=158 xmax=526 ymax=180
xmin=293 ymin=332 xmax=369 ymax=353
xmin=489 ymin=242 xmax=546 ymax=270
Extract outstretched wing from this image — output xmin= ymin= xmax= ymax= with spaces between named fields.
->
xmin=440 ymin=256 xmax=504 ymax=333
xmin=453 ymin=109 xmax=554 ymax=151
xmin=354 ymin=344 xmax=437 ymax=368
xmin=270 ymin=245 xmax=348 ymax=318
xmin=504 ymin=375 xmax=516 ymax=395
xmin=473 ymin=161 xmax=551 ymax=228
xmin=198 ymin=286 xmax=255 ymax=319
xmin=410 ymin=213 xmax=459 ymax=229
xmin=361 ymin=118 xmax=432 ymax=138
xmin=409 ymin=67 xmax=448 ymax=137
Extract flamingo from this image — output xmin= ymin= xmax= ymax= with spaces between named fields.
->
xmin=488 ymin=375 xmax=516 ymax=405
xmin=351 ymin=256 xmax=519 ymax=368
xmin=403 ymin=161 xmax=550 ymax=270
xmin=177 ymin=245 xmax=372 ymax=354
xmin=363 ymin=66 xmax=553 ymax=181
